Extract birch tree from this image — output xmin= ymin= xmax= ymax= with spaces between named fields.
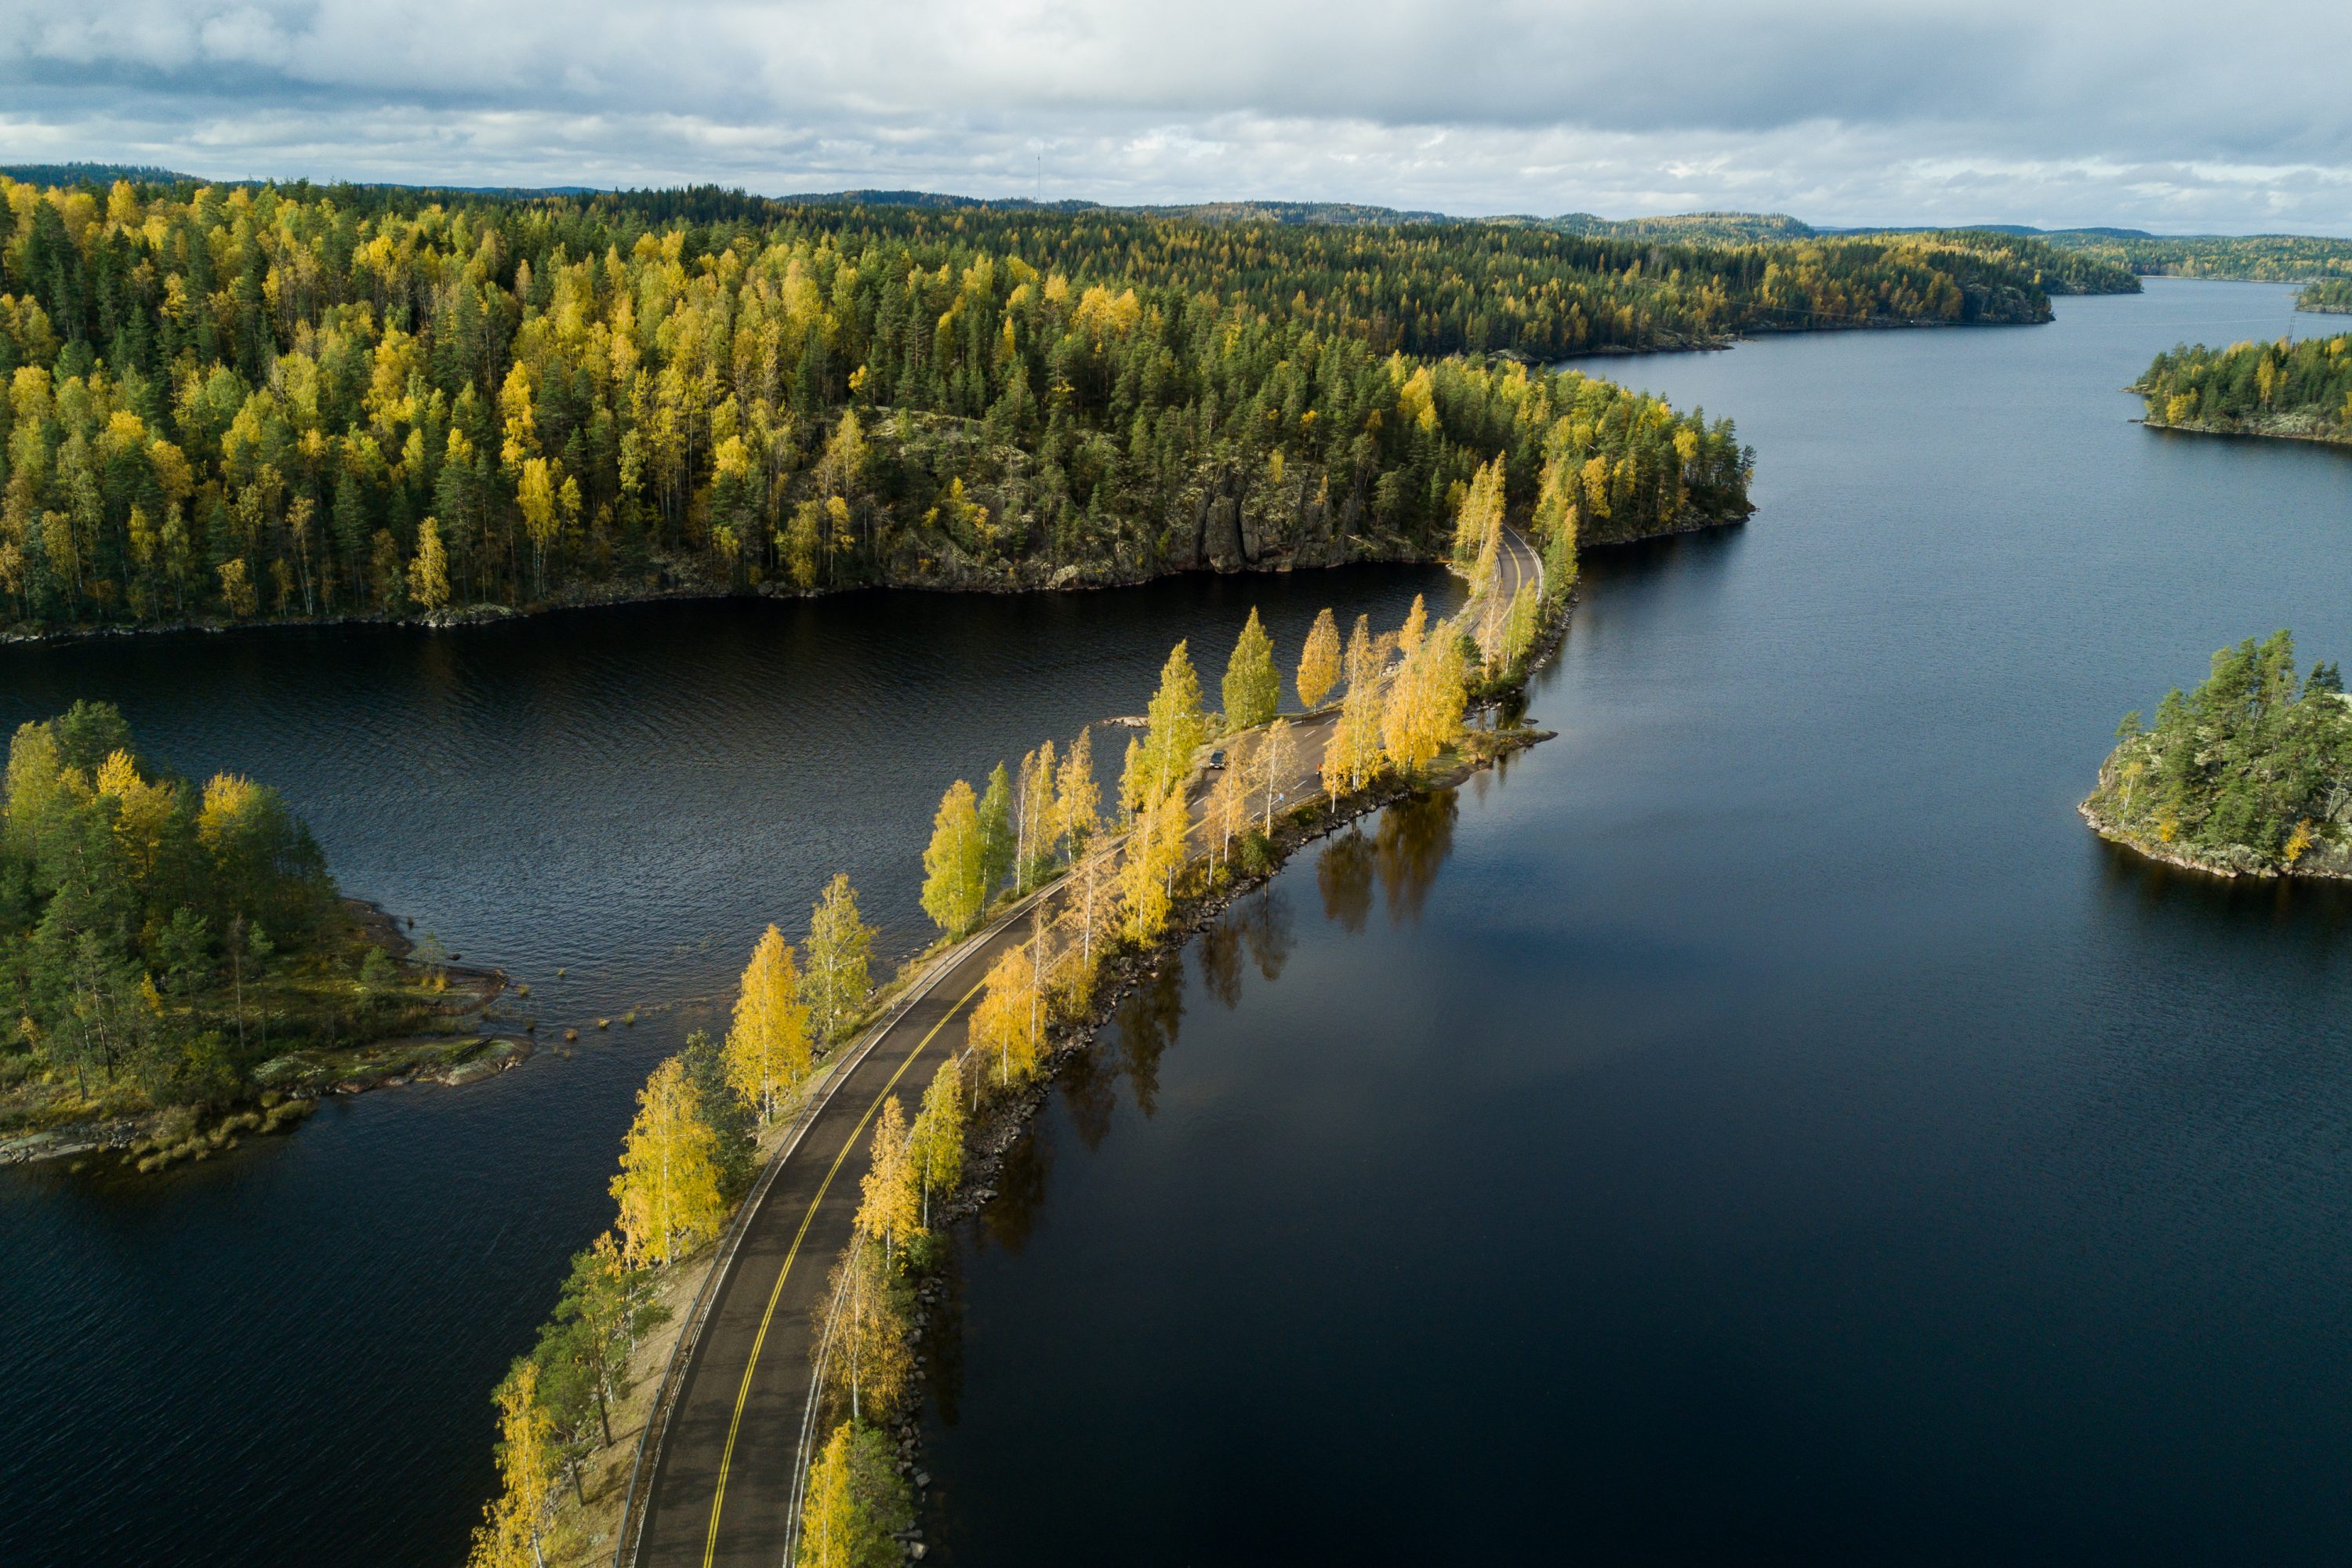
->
xmin=610 ymin=1056 xmax=726 ymax=1266
xmin=804 ymin=873 xmax=875 ymax=1045
xmin=920 ymin=780 xmax=986 ymax=937
xmin=723 ymin=924 xmax=811 ymax=1124
xmin=1297 ymin=607 xmax=1342 ymax=710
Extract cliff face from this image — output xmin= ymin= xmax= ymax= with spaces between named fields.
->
xmin=858 ymin=412 xmax=1426 ymax=592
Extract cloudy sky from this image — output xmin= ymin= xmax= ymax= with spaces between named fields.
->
xmin=2 ymin=0 xmax=2347 ymax=232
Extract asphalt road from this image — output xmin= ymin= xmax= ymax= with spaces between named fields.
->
xmin=627 ymin=535 xmax=1539 ymax=1567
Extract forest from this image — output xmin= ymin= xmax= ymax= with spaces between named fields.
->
xmin=0 ymin=172 xmax=2179 ymax=633
xmin=2134 ymin=332 xmax=2352 ymax=445
xmin=0 ymin=701 xmax=441 ymax=1134
xmin=466 ymin=505 xmax=1557 ymax=1566
xmin=2298 ymin=279 xmax=2352 ymax=314
xmin=2086 ymin=631 xmax=2352 ymax=877
xmin=2045 ymin=231 xmax=2352 ymax=285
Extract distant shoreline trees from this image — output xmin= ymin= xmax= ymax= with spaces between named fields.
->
xmin=0 ymin=176 xmax=1775 ymax=635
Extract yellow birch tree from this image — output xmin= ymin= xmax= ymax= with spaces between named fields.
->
xmin=1297 ymin=607 xmax=1341 ymax=710
xmin=724 ymin=924 xmax=810 ymax=1124
xmin=920 ymin=779 xmax=986 ymax=937
xmin=610 ymin=1056 xmax=726 ymax=1266
xmin=465 ymin=1359 xmax=554 ymax=1568
xmin=855 ymin=1097 xmax=922 ymax=1263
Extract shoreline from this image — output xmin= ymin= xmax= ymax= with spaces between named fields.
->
xmin=2078 ymin=798 xmax=2352 ymax=883
xmin=2133 ymin=416 xmax=2352 ymax=452
xmin=0 ymin=899 xmax=519 ymax=1173
xmin=0 ymin=545 xmax=1471 ymax=652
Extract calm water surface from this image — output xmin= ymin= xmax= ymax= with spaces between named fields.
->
xmin=0 ymin=568 xmax=1454 ymax=1566
xmin=918 ymin=281 xmax=2352 ymax=1565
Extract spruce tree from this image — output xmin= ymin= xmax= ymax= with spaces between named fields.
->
xmin=1221 ymin=608 xmax=1281 ymax=729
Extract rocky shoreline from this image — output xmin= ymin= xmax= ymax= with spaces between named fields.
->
xmin=2078 ymin=797 xmax=2352 ymax=882
xmin=868 ymin=721 xmax=1554 ymax=1548
xmin=0 ymin=902 xmax=521 ymax=1174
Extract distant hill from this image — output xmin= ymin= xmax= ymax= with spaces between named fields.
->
xmin=1 ymin=161 xmax=194 ymax=187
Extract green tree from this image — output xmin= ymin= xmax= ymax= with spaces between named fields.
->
xmin=796 ymin=1419 xmax=911 ymax=1568
xmin=1138 ymin=641 xmax=1207 ymax=797
xmin=804 ymin=873 xmax=875 ymax=1044
xmin=1221 ymin=608 xmax=1280 ymax=729
xmin=976 ymin=762 xmax=1014 ymax=899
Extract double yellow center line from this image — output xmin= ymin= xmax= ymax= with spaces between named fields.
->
xmin=698 ymin=968 xmax=991 ymax=1567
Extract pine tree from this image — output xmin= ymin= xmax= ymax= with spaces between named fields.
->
xmin=610 ymin=1056 xmax=726 ymax=1266
xmin=1297 ymin=607 xmax=1342 ymax=710
xmin=920 ymin=780 xmax=986 ymax=937
xmin=724 ymin=924 xmax=810 ymax=1124
xmin=1221 ymin=608 xmax=1280 ymax=729
xmin=804 ymin=873 xmax=875 ymax=1044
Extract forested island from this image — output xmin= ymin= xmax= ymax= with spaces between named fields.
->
xmin=2298 ymin=280 xmax=2352 ymax=314
xmin=2084 ymin=631 xmax=2352 ymax=877
xmin=0 ymin=175 xmax=2164 ymax=636
xmin=2135 ymin=332 xmax=2352 ymax=446
xmin=0 ymin=702 xmax=499 ymax=1167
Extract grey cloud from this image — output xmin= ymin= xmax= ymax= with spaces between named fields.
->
xmin=1 ymin=0 xmax=2349 ymax=230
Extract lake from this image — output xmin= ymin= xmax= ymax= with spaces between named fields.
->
xmin=0 ymin=566 xmax=1454 ymax=1566
xmin=914 ymin=281 xmax=2352 ymax=1565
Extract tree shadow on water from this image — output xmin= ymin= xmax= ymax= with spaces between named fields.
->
xmin=1318 ymin=791 xmax=1460 ymax=932
xmin=1115 ymin=962 xmax=1186 ymax=1118
xmin=1374 ymin=789 xmax=1457 ymax=927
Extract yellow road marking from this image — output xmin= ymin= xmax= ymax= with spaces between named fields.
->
xmin=699 ymin=967 xmax=993 ymax=1567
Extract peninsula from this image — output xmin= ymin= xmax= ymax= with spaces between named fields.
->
xmin=0 ymin=701 xmax=511 ymax=1169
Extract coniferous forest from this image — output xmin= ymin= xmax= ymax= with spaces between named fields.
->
xmin=2085 ymin=631 xmax=2352 ymax=876
xmin=0 ymin=176 xmax=2151 ymax=633
xmin=2135 ymin=332 xmax=2352 ymax=445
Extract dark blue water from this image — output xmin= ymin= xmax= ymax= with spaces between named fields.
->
xmin=0 ymin=568 xmax=1456 ymax=1567
xmin=919 ymin=281 xmax=2352 ymax=1564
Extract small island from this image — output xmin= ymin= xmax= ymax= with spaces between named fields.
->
xmin=1 ymin=701 xmax=510 ymax=1171
xmin=2134 ymin=332 xmax=2352 ymax=447
xmin=2083 ymin=630 xmax=2352 ymax=877
xmin=2296 ymin=279 xmax=2352 ymax=314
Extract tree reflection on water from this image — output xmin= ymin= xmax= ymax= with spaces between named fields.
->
xmin=1318 ymin=789 xmax=1458 ymax=932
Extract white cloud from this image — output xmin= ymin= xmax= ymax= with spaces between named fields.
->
xmin=0 ymin=0 xmax=2347 ymax=230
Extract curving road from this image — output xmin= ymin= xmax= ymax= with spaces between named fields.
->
xmin=623 ymin=536 xmax=1541 ymax=1568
